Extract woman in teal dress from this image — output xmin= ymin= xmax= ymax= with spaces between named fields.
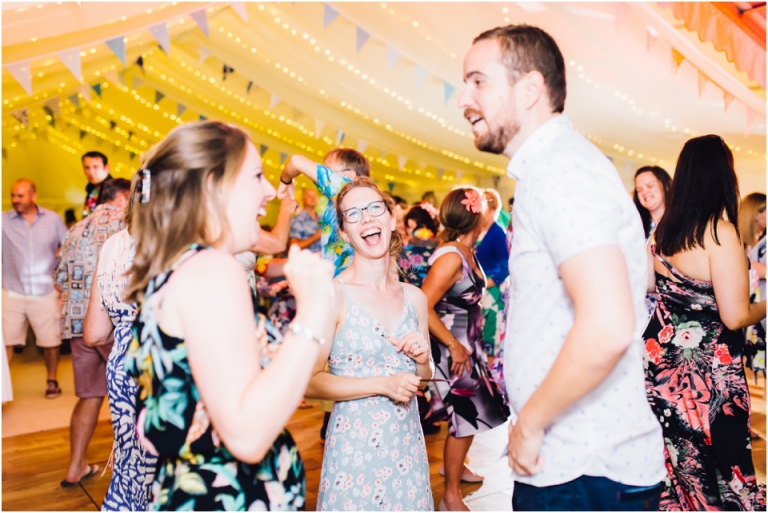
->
xmin=123 ymin=121 xmax=336 ymax=510
xmin=306 ymin=178 xmax=435 ymax=511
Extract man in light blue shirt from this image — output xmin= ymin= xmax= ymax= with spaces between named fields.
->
xmin=289 ymin=188 xmax=322 ymax=253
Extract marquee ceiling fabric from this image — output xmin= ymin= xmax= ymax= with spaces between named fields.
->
xmin=2 ymin=2 xmax=766 ymax=204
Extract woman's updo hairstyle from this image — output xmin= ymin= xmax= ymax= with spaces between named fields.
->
xmin=437 ymin=187 xmax=485 ymax=243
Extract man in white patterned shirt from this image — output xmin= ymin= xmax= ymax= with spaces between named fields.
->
xmin=459 ymin=25 xmax=665 ymax=510
xmin=2 ymin=179 xmax=68 ymax=398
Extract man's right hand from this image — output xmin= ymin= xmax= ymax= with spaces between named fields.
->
xmin=277 ymin=180 xmax=295 ymax=200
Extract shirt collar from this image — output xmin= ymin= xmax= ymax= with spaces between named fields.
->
xmin=9 ymin=205 xmax=42 ymax=220
xmin=506 ymin=114 xmax=573 ymax=181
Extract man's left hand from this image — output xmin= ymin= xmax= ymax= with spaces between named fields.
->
xmin=507 ymin=418 xmax=545 ymax=476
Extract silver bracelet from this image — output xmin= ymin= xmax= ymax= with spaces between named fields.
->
xmin=287 ymin=322 xmax=326 ymax=345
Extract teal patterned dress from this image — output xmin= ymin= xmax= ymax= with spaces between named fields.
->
xmin=125 ymin=244 xmax=305 ymax=511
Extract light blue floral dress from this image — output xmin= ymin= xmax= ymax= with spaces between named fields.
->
xmin=97 ymin=229 xmax=157 ymax=511
xmin=317 ymin=280 xmax=433 ymax=511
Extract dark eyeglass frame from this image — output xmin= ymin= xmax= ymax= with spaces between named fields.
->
xmin=341 ymin=200 xmax=388 ymax=224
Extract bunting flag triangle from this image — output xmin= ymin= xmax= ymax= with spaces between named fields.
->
xmin=80 ymin=83 xmax=92 ymax=103
xmin=149 ymin=23 xmax=170 ymax=54
xmin=5 ymin=61 xmax=32 ymax=96
xmin=671 ymin=48 xmax=684 ymax=73
xmin=356 ymin=27 xmax=370 ymax=52
xmin=696 ymin=70 xmax=708 ymax=99
xmin=323 ymin=4 xmax=339 ymax=28
xmin=110 ymin=120 xmax=117 ymax=130
xmin=130 ymin=151 xmax=137 ymax=161
xmin=336 ymin=130 xmax=346 ymax=145
xmin=92 ymin=83 xmax=102 ymax=97
xmin=443 ymin=81 xmax=455 ymax=104
xmin=314 ymin=119 xmax=326 ymax=138
xmin=246 ymin=80 xmax=256 ymax=94
xmin=105 ymin=36 xmax=127 ymax=67
xmin=199 ymin=114 xmax=207 ymax=121
xmin=270 ymin=94 xmax=281 ymax=110
xmin=222 ymin=65 xmax=235 ymax=81
xmin=259 ymin=144 xmax=268 ymax=156
xmin=293 ymin=108 xmax=302 ymax=121
xmin=280 ymin=152 xmax=288 ymax=165
xmin=415 ymin=65 xmax=428 ymax=89
xmin=105 ymin=70 xmax=122 ymax=87
xmin=135 ymin=55 xmax=145 ymax=74
xmin=11 ymin=108 xmax=29 ymax=128
xmin=723 ymin=90 xmax=734 ymax=114
xmin=68 ymin=93 xmax=80 ymax=108
xmin=118 ymin=71 xmax=127 ymax=86
xmin=177 ymin=103 xmax=187 ymax=117
xmin=155 ymin=90 xmax=165 ymax=104
xmin=231 ymin=2 xmax=249 ymax=23
xmin=645 ymin=25 xmax=659 ymax=52
xmin=133 ymin=75 xmax=144 ymax=89
xmin=745 ymin=107 xmax=759 ymax=137
xmin=388 ymin=182 xmax=395 ymax=192
xmin=58 ymin=49 xmax=83 ymax=81
xmin=199 ymin=45 xmax=210 ymax=64
xmin=357 ymin=139 xmax=368 ymax=153
xmin=45 ymin=97 xmax=61 ymax=117
xmin=49 ymin=118 xmax=56 ymax=128
xmin=455 ymin=170 xmax=464 ymax=182
xmin=397 ymin=155 xmax=407 ymax=170
xmin=379 ymin=148 xmax=388 ymax=160
xmin=387 ymin=46 xmax=400 ymax=70
xmin=191 ymin=9 xmax=210 ymax=37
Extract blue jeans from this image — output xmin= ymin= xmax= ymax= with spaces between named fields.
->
xmin=512 ymin=475 xmax=663 ymax=511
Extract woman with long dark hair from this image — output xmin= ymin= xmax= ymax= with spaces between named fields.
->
xmin=633 ymin=166 xmax=673 ymax=240
xmin=643 ymin=135 xmax=766 ymax=510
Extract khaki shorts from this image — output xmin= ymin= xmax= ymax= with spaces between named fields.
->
xmin=2 ymin=289 xmax=61 ymax=348
xmin=70 ymin=337 xmax=113 ymax=398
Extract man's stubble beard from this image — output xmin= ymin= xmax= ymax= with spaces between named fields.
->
xmin=474 ymin=117 xmax=519 ymax=155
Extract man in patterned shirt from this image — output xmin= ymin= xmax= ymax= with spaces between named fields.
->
xmin=54 ymin=178 xmax=130 ymax=487
xmin=289 ymin=188 xmax=322 ymax=253
xmin=81 ymin=151 xmax=113 ymax=218
xmin=278 ymin=148 xmax=370 ymax=275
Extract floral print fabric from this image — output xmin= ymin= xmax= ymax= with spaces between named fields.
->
xmin=317 ymin=282 xmax=433 ymax=511
xmin=746 ymin=235 xmax=766 ymax=374
xmin=397 ymin=235 xmax=438 ymax=289
xmin=425 ymin=246 xmax=509 ymax=438
xmin=125 ymin=244 xmax=305 ymax=511
xmin=643 ymin=245 xmax=765 ymax=511
xmin=97 ymin=230 xmax=156 ymax=511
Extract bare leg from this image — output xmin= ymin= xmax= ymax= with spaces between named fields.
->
xmin=64 ymin=396 xmax=104 ymax=483
xmin=6 ymin=346 xmax=13 ymax=364
xmin=442 ymin=433 xmax=474 ymax=511
xmin=43 ymin=346 xmax=59 ymax=382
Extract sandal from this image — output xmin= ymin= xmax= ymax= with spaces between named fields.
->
xmin=60 ymin=464 xmax=100 ymax=488
xmin=45 ymin=379 xmax=61 ymax=399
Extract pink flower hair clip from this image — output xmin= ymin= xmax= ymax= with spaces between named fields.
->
xmin=460 ymin=189 xmax=484 ymax=214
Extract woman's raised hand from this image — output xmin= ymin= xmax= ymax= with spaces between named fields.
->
xmin=381 ymin=372 xmax=421 ymax=403
xmin=388 ymin=333 xmax=429 ymax=365
xmin=284 ymin=244 xmax=335 ymax=328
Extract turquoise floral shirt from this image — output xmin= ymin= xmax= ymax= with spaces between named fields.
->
xmin=316 ymin=164 xmax=354 ymax=276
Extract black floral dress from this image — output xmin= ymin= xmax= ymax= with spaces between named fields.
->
xmin=425 ymin=246 xmax=509 ymax=437
xmin=125 ymin=244 xmax=305 ymax=511
xmin=643 ymin=246 xmax=765 ymax=511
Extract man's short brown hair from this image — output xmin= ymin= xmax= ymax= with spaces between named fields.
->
xmin=474 ymin=24 xmax=566 ymax=113
xmin=324 ymin=148 xmax=370 ymax=177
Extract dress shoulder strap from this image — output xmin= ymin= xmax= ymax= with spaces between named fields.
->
xmin=429 ymin=245 xmax=470 ymax=277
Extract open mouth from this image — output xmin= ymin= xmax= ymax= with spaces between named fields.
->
xmin=361 ymin=228 xmax=382 ymax=246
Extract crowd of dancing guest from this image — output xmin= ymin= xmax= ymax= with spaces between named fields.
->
xmin=3 ymin=21 xmax=768 ymax=513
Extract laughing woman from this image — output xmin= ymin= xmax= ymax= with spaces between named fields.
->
xmin=306 ymin=177 xmax=434 ymax=511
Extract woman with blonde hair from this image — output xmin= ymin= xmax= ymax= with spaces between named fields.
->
xmin=123 ymin=121 xmax=336 ymax=510
xmin=306 ymin=177 xmax=434 ymax=511
xmin=421 ymin=187 xmax=509 ymax=511
xmin=738 ymin=192 xmax=766 ymax=251
xmin=739 ymin=192 xmax=767 ymax=377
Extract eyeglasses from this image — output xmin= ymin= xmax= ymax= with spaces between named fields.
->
xmin=341 ymin=200 xmax=387 ymax=223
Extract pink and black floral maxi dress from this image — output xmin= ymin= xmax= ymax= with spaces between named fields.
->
xmin=643 ymin=246 xmax=765 ymax=511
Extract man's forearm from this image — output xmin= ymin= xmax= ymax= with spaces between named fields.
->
xmin=517 ymin=318 xmax=631 ymax=434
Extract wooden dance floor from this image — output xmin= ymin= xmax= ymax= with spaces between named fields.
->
xmin=3 ymin=374 xmax=766 ymax=511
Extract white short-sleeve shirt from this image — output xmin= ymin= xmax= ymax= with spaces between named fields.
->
xmin=504 ymin=114 xmax=666 ymax=487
